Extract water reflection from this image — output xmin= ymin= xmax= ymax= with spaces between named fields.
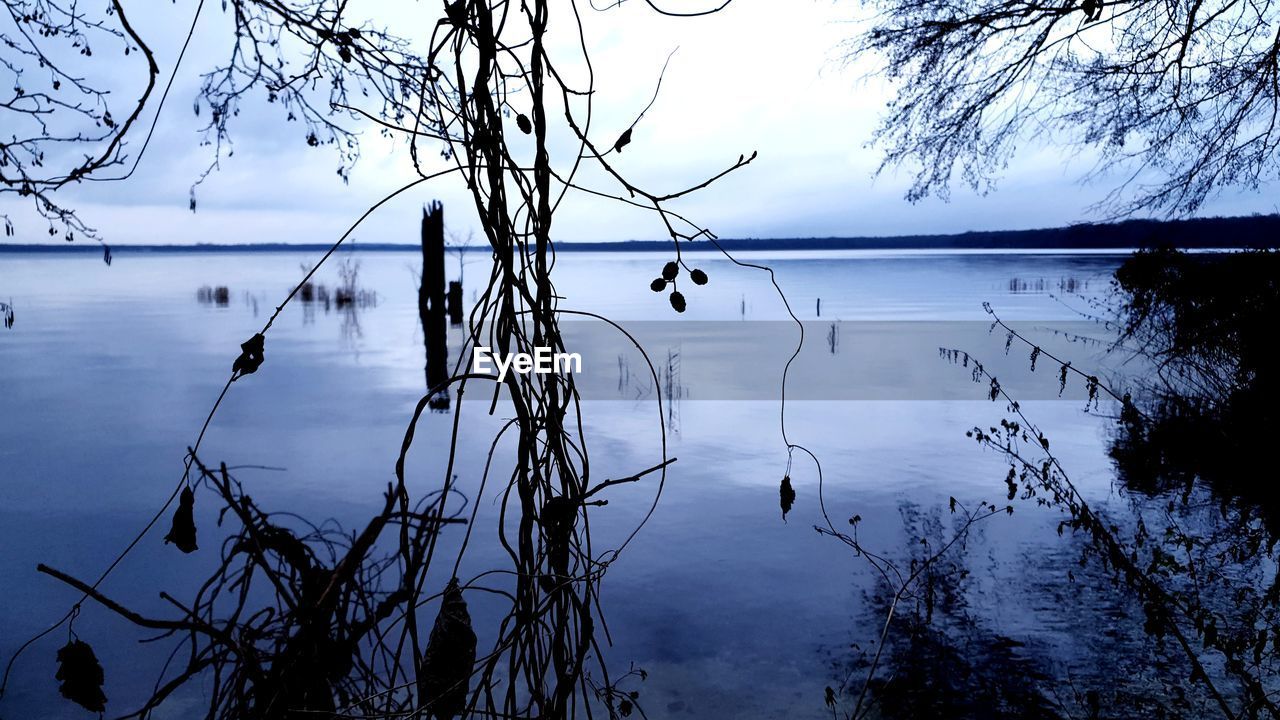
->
xmin=1 ymin=250 xmax=1167 ymax=719
xmin=196 ymin=285 xmax=231 ymax=306
xmin=830 ymin=502 xmax=1225 ymax=720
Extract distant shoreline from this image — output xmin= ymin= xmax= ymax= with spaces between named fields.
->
xmin=3 ymin=214 xmax=1278 ymax=253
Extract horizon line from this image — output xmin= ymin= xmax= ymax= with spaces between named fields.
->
xmin=3 ymin=213 xmax=1279 ymax=252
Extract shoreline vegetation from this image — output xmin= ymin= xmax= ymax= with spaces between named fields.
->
xmin=3 ymin=214 xmax=1279 ymax=254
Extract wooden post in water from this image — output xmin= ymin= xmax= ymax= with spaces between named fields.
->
xmin=447 ymin=281 xmax=464 ymax=326
xmin=421 ymin=202 xmax=449 ymax=407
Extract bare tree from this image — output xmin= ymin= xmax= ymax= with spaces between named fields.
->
xmin=447 ymin=227 xmax=475 ymax=288
xmin=1 ymin=0 xmax=159 ymax=246
xmin=851 ymin=0 xmax=1280 ymax=215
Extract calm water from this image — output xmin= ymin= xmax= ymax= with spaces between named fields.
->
xmin=0 ymin=250 xmax=1142 ymax=718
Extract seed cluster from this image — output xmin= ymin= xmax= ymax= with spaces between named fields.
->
xmin=648 ymin=260 xmax=708 ymax=313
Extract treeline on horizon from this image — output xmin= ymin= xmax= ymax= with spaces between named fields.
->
xmin=4 ymin=213 xmax=1279 ymax=253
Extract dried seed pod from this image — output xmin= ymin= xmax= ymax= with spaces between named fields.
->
xmin=689 ymin=268 xmax=708 ymax=285
xmin=780 ymin=475 xmax=796 ymax=520
xmin=516 ymin=114 xmax=532 ymax=135
xmin=649 ymin=278 xmax=666 ymax=293
xmin=661 ymin=261 xmax=678 ymax=280
xmin=56 ymin=639 xmax=106 ymax=712
xmin=232 ymin=333 xmax=266 ymax=376
xmin=668 ymin=291 xmax=686 ymax=313
xmin=420 ymin=580 xmax=477 ymax=720
xmin=614 ymin=127 xmax=632 ymax=153
xmin=164 ymin=486 xmax=198 ymax=554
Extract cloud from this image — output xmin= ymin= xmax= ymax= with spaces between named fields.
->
xmin=3 ymin=0 xmax=1275 ymax=245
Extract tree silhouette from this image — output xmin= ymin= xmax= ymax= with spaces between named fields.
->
xmin=852 ymin=0 xmax=1280 ymax=214
xmin=1 ymin=0 xmax=160 ymax=243
xmin=1 ymin=0 xmax=764 ymax=717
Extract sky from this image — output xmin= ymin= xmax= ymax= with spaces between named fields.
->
xmin=3 ymin=0 xmax=1277 ymax=246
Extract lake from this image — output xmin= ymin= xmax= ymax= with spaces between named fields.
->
xmin=0 ymin=249 xmax=1171 ymax=718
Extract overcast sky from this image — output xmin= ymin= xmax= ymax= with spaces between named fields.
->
xmin=4 ymin=0 xmax=1277 ymax=246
